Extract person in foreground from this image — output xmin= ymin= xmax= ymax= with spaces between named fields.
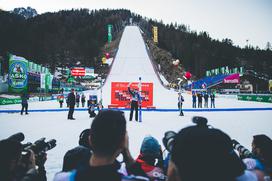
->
xmin=54 ymin=110 xmax=148 ymax=181
xmin=166 ymin=117 xmax=266 ymax=181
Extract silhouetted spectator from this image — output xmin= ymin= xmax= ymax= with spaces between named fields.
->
xmin=167 ymin=123 xmax=261 ymax=181
xmin=54 ymin=110 xmax=148 ymax=181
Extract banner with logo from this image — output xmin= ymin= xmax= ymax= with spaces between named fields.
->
xmin=223 ymin=73 xmax=240 ymax=84
xmin=237 ymin=94 xmax=272 ymax=103
xmin=108 ymin=24 xmax=113 ymax=43
xmin=40 ymin=73 xmax=46 ymax=89
xmin=71 ymin=67 xmax=85 ymax=76
xmin=0 ymin=97 xmax=22 ymax=105
xmin=153 ymin=26 xmax=158 ymax=43
xmin=46 ymin=74 xmax=53 ymax=90
xmin=111 ymin=82 xmax=153 ymax=108
xmin=8 ymin=55 xmax=28 ymax=93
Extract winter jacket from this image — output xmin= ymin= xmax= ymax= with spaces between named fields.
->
xmin=53 ymin=161 xmax=149 ymax=181
xmin=21 ymin=93 xmax=29 ymax=104
xmin=67 ymin=93 xmax=76 ymax=106
xmin=128 ymin=87 xmax=141 ymax=102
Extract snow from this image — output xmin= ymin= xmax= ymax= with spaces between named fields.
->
xmin=1 ymin=26 xmax=272 ymax=180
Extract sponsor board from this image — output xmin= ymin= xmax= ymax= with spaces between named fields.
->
xmin=111 ymin=82 xmax=153 ymax=107
xmin=8 ymin=55 xmax=28 ymax=93
xmin=238 ymin=94 xmax=272 ymax=103
xmin=0 ymin=98 xmax=22 ymax=105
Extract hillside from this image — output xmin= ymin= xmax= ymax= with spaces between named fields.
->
xmin=1 ymin=9 xmax=271 ymax=91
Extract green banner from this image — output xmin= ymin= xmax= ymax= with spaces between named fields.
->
xmin=108 ymin=24 xmax=113 ymax=43
xmin=0 ymin=98 xmax=22 ymax=105
xmin=8 ymin=55 xmax=28 ymax=93
xmin=237 ymin=94 xmax=272 ymax=103
xmin=45 ymin=74 xmax=53 ymax=90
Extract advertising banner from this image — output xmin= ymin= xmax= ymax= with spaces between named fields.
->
xmin=40 ymin=73 xmax=46 ymax=89
xmin=85 ymin=68 xmax=94 ymax=76
xmin=111 ymin=82 xmax=153 ymax=108
xmin=269 ymin=80 xmax=272 ymax=92
xmin=223 ymin=73 xmax=240 ymax=84
xmin=46 ymin=74 xmax=53 ymax=90
xmin=237 ymin=94 xmax=272 ymax=103
xmin=8 ymin=55 xmax=28 ymax=93
xmin=108 ymin=24 xmax=113 ymax=43
xmin=71 ymin=68 xmax=85 ymax=76
xmin=0 ymin=98 xmax=22 ymax=105
xmin=153 ymin=26 xmax=158 ymax=43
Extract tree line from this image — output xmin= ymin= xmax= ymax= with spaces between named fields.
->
xmin=1 ymin=8 xmax=271 ymax=82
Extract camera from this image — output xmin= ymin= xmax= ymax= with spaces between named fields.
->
xmin=163 ymin=117 xmax=209 ymax=152
xmin=163 ymin=131 xmax=176 ymax=152
xmin=232 ymin=139 xmax=254 ymax=159
xmin=24 ymin=138 xmax=56 ymax=154
xmin=7 ymin=132 xmax=25 ymax=142
xmin=192 ymin=116 xmax=208 ymax=128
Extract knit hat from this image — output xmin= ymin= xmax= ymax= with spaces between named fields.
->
xmin=171 ymin=126 xmax=246 ymax=180
xmin=140 ymin=136 xmax=161 ymax=158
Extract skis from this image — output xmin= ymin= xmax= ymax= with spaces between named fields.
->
xmin=138 ymin=77 xmax=142 ymax=122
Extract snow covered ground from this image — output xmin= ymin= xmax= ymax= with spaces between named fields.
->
xmin=1 ymin=26 xmax=272 ymax=180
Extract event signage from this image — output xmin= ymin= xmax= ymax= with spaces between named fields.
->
xmin=71 ymin=68 xmax=86 ymax=76
xmin=153 ymin=26 xmax=158 ymax=43
xmin=206 ymin=66 xmax=244 ymax=77
xmin=46 ymin=74 xmax=53 ymax=90
xmin=223 ymin=73 xmax=240 ymax=84
xmin=85 ymin=68 xmax=94 ymax=76
xmin=111 ymin=82 xmax=153 ymax=108
xmin=0 ymin=98 xmax=22 ymax=105
xmin=269 ymin=80 xmax=272 ymax=92
xmin=237 ymin=94 xmax=272 ymax=103
xmin=40 ymin=73 xmax=46 ymax=89
xmin=108 ymin=24 xmax=113 ymax=43
xmin=8 ymin=55 xmax=28 ymax=93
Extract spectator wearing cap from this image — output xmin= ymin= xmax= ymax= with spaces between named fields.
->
xmin=54 ymin=110 xmax=148 ymax=181
xmin=167 ymin=123 xmax=264 ymax=181
xmin=128 ymin=136 xmax=165 ymax=180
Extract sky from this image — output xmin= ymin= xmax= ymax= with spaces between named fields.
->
xmin=0 ymin=0 xmax=271 ymax=49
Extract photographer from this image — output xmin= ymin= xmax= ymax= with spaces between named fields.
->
xmin=234 ymin=135 xmax=272 ymax=179
xmin=0 ymin=138 xmax=47 ymax=181
xmin=163 ymin=117 xmax=263 ymax=181
xmin=54 ymin=110 xmax=148 ymax=181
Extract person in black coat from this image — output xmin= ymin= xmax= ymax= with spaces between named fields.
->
xmin=21 ymin=91 xmax=29 ymax=115
xmin=67 ymin=89 xmax=76 ymax=120
xmin=197 ymin=93 xmax=203 ymax=108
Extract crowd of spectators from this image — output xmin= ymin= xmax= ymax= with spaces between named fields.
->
xmin=1 ymin=110 xmax=272 ymax=181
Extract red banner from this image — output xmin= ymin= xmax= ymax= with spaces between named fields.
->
xmin=111 ymin=82 xmax=153 ymax=108
xmin=71 ymin=68 xmax=85 ymax=76
xmin=223 ymin=73 xmax=240 ymax=84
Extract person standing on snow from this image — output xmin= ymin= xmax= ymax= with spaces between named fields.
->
xmin=192 ymin=92 xmax=197 ymax=108
xmin=81 ymin=94 xmax=86 ymax=107
xmin=204 ymin=92 xmax=209 ymax=108
xmin=20 ymin=91 xmax=29 ymax=115
xmin=75 ymin=93 xmax=80 ymax=107
xmin=178 ymin=92 xmax=185 ymax=116
xmin=67 ymin=89 xmax=76 ymax=120
xmin=210 ymin=92 xmax=216 ymax=108
xmin=128 ymin=83 xmax=141 ymax=121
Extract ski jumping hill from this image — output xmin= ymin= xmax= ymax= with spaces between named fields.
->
xmin=101 ymin=26 xmax=178 ymax=108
